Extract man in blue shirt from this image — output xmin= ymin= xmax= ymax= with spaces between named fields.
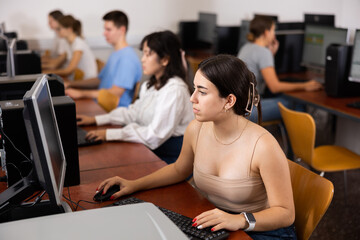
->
xmin=65 ymin=10 xmax=142 ymax=107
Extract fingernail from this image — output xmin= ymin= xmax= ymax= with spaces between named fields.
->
xmin=102 ymin=191 xmax=105 ymax=195
xmin=197 ymin=225 xmax=203 ymax=229
xmin=192 ymin=218 xmax=197 ymax=222
xmin=211 ymin=228 xmax=215 ymax=232
xmin=96 ymin=187 xmax=98 ymax=191
xmin=192 ymin=223 xmax=197 ymax=227
xmin=110 ymin=196 xmax=115 ymax=200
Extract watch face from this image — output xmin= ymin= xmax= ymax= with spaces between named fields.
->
xmin=246 ymin=213 xmax=256 ymax=222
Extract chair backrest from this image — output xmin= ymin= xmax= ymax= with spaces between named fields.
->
xmin=96 ymin=58 xmax=105 ymax=73
xmin=278 ymin=102 xmax=315 ymax=166
xmin=131 ymin=81 xmax=141 ymax=104
xmin=288 ymin=160 xmax=334 ymax=240
xmin=97 ymin=89 xmax=119 ymax=112
xmin=74 ymin=68 xmax=84 ymax=81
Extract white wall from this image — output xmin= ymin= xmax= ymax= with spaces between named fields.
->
xmin=1 ymin=0 xmax=359 ymax=50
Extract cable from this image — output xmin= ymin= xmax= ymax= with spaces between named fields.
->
xmin=62 ymin=194 xmax=88 ymax=211
xmin=0 ymin=127 xmax=32 ymax=164
xmin=65 ymin=187 xmax=75 ymax=211
xmin=6 ymin=162 xmax=23 ymax=179
xmin=21 ymin=191 xmax=46 ymax=208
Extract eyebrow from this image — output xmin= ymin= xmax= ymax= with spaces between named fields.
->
xmin=195 ymin=85 xmax=208 ymax=90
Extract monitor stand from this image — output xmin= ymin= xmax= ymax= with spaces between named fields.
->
xmin=0 ymin=171 xmax=71 ymax=223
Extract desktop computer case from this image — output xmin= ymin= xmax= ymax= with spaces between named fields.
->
xmin=325 ymin=44 xmax=360 ymax=97
xmin=0 ymin=96 xmax=80 ymax=187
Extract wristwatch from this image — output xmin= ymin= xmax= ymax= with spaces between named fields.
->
xmin=241 ymin=212 xmax=256 ymax=231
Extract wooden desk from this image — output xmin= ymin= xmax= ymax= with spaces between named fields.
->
xmin=72 ymin=99 xmax=251 ymax=239
xmin=284 ymin=89 xmax=360 ymax=122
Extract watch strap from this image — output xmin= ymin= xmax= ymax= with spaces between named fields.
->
xmin=241 ymin=212 xmax=256 ymax=231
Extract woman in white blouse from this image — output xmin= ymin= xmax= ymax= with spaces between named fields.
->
xmin=77 ymin=30 xmax=194 ymax=163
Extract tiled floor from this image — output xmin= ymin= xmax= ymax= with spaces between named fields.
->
xmin=266 ymin=122 xmax=360 ymax=240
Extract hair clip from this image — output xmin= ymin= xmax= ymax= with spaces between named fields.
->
xmin=245 ymin=82 xmax=256 ymax=116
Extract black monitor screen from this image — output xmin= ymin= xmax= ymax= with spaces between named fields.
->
xmin=304 ymin=14 xmax=335 ymax=27
xmin=23 ymin=75 xmax=66 ymax=206
xmin=349 ymin=29 xmax=360 ymax=83
xmin=197 ymin=12 xmax=217 ymax=45
xmin=301 ymin=25 xmax=348 ymax=68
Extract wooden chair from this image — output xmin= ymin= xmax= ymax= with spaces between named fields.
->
xmin=279 ymin=102 xmax=360 ymax=200
xmin=97 ymin=89 xmax=119 ymax=113
xmin=288 ymin=160 xmax=334 ymax=240
xmin=96 ymin=58 xmax=105 ymax=73
xmin=74 ymin=68 xmax=84 ymax=81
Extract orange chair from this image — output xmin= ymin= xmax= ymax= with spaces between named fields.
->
xmin=96 ymin=58 xmax=105 ymax=73
xmin=288 ymin=160 xmax=334 ymax=240
xmin=74 ymin=68 xmax=84 ymax=81
xmin=97 ymin=89 xmax=119 ymax=113
xmin=279 ymin=102 xmax=360 ymax=200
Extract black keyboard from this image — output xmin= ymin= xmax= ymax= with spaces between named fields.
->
xmin=347 ymin=101 xmax=360 ymax=109
xmin=106 ymin=197 xmax=229 ymax=240
xmin=77 ymin=127 xmax=102 ymax=147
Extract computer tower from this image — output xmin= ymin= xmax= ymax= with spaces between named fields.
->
xmin=325 ymin=44 xmax=360 ymax=97
xmin=0 ymin=96 xmax=80 ymax=187
xmin=0 ymin=74 xmax=64 ymax=100
xmin=215 ymin=26 xmax=240 ymax=55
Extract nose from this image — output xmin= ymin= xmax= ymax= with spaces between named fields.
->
xmin=190 ymin=90 xmax=197 ymax=103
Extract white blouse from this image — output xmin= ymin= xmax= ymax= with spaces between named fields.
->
xmin=95 ymin=77 xmax=194 ymax=149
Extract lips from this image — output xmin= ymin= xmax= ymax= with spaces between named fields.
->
xmin=193 ymin=108 xmax=199 ymax=114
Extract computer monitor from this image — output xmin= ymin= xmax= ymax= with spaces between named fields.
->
xmin=238 ymin=20 xmax=250 ymax=51
xmin=301 ymin=25 xmax=348 ymax=69
xmin=0 ymin=22 xmax=5 ymax=34
xmin=348 ymin=29 xmax=360 ymax=83
xmin=0 ymin=75 xmax=69 ymax=222
xmin=7 ymin=38 xmax=16 ymax=77
xmin=304 ymin=13 xmax=335 ymax=27
xmin=197 ymin=12 xmax=217 ymax=46
xmin=0 ymin=50 xmax=41 ymax=76
xmin=215 ymin=26 xmax=240 ymax=55
xmin=254 ymin=14 xmax=278 ymax=22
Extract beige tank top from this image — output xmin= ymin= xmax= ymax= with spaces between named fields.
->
xmin=193 ymin=122 xmax=269 ymax=213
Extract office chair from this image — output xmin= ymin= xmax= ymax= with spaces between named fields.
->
xmin=288 ymin=159 xmax=334 ymax=240
xmin=74 ymin=68 xmax=84 ymax=81
xmin=96 ymin=58 xmax=105 ymax=73
xmin=279 ymin=102 xmax=360 ymax=201
xmin=131 ymin=81 xmax=141 ymax=103
xmin=97 ymin=89 xmax=119 ymax=112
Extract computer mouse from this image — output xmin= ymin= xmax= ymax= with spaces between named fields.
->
xmin=93 ymin=185 xmax=120 ymax=202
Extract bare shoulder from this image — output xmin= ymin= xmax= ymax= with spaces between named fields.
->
xmin=184 ymin=119 xmax=203 ymax=149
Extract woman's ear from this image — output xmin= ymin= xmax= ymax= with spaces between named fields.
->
xmin=225 ymin=94 xmax=237 ymax=109
xmin=160 ymin=56 xmax=170 ymax=67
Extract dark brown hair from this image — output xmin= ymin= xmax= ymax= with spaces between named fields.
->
xmin=247 ymin=16 xmax=275 ymax=42
xmin=140 ymin=30 xmax=191 ymax=93
xmin=49 ymin=10 xmax=63 ymax=21
xmin=58 ymin=15 xmax=82 ymax=37
xmin=198 ymin=54 xmax=262 ymax=123
xmin=103 ymin=10 xmax=128 ymax=32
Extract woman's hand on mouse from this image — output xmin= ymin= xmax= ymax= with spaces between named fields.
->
xmin=96 ymin=176 xmax=138 ymax=199
xmin=86 ymin=130 xmax=106 ymax=142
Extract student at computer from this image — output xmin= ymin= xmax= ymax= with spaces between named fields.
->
xmin=96 ymin=55 xmax=296 ymax=239
xmin=238 ymin=16 xmax=322 ymax=122
xmin=41 ymin=10 xmax=71 ymax=70
xmin=43 ymin=15 xmax=97 ymax=80
xmin=77 ymin=30 xmax=193 ymax=164
xmin=65 ymin=10 xmax=142 ymax=108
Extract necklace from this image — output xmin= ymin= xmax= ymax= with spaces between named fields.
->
xmin=212 ymin=119 xmax=248 ymax=145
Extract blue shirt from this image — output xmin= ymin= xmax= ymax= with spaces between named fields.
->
xmin=99 ymin=46 xmax=142 ymax=107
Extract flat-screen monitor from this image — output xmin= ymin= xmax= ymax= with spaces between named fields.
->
xmin=304 ymin=13 xmax=335 ymax=27
xmin=238 ymin=20 xmax=250 ymax=51
xmin=0 ymin=22 xmax=5 ymax=34
xmin=7 ymin=38 xmax=16 ymax=77
xmin=254 ymin=14 xmax=278 ymax=22
xmin=0 ymin=75 xmax=69 ymax=222
xmin=0 ymin=50 xmax=41 ymax=76
xmin=301 ymin=25 xmax=348 ymax=69
xmin=23 ymin=75 xmax=66 ymax=206
xmin=348 ymin=29 xmax=360 ymax=83
xmin=197 ymin=12 xmax=217 ymax=46
xmin=215 ymin=26 xmax=240 ymax=55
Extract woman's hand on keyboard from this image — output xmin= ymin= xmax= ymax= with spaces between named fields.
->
xmin=77 ymin=114 xmax=96 ymax=126
xmin=86 ymin=129 xmax=106 ymax=142
xmin=192 ymin=208 xmax=245 ymax=232
xmin=304 ymin=80 xmax=323 ymax=91
xmin=96 ymin=176 xmax=137 ymax=200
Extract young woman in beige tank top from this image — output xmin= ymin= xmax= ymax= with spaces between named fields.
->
xmin=96 ymin=55 xmax=296 ymax=239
